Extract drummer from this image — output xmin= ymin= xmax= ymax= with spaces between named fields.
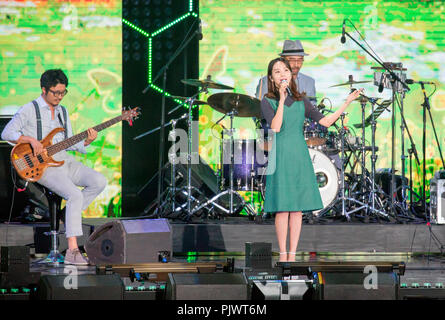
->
xmin=255 ymin=39 xmax=316 ymax=106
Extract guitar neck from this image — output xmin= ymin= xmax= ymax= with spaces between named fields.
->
xmin=46 ymin=114 xmax=123 ymax=156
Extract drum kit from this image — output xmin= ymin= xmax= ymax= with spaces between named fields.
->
xmin=142 ymin=68 xmax=421 ymax=222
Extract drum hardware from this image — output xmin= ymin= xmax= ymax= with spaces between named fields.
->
xmin=170 ymin=96 xmax=209 ymax=106
xmin=138 ymin=20 xmax=206 ymax=218
xmin=190 ymin=109 xmax=257 ymax=217
xmin=342 ymin=20 xmax=412 ymax=218
xmin=207 ymin=92 xmax=262 ymax=118
xmin=181 ymin=78 xmax=235 ymax=90
xmin=325 ymin=112 xmax=389 ymax=221
xmin=329 ymin=75 xmax=371 ymax=88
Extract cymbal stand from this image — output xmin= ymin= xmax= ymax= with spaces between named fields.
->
xmin=359 ymin=98 xmax=368 ymax=206
xmin=190 ymin=110 xmax=256 ymax=217
xmin=335 ymin=113 xmax=389 ymax=220
xmin=184 ymin=88 xmax=208 ymax=219
xmin=366 ymin=98 xmax=391 ymax=217
xmin=399 ymin=87 xmax=408 ymax=211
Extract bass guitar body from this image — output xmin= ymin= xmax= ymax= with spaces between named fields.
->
xmin=11 ymin=128 xmax=65 ymax=182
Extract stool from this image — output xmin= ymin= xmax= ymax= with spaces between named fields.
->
xmin=40 ymin=186 xmax=65 ymax=265
xmin=19 ymin=180 xmax=65 ymax=265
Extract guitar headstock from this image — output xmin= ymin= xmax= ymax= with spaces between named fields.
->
xmin=122 ymin=107 xmax=141 ymax=126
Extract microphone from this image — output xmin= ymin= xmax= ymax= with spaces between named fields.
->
xmin=197 ymin=18 xmax=203 ymax=40
xmin=378 ymin=74 xmax=384 ymax=93
xmin=281 ymin=79 xmax=292 ymax=97
xmin=317 ymin=98 xmax=326 ymax=110
xmin=406 ymin=79 xmax=435 ymax=85
xmin=340 ymin=19 xmax=346 ymax=44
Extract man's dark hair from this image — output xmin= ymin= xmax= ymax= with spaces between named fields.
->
xmin=40 ymin=69 xmax=68 ymax=91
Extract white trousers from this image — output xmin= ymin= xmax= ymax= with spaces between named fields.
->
xmin=37 ymin=152 xmax=107 ymax=238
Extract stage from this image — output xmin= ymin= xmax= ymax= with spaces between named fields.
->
xmin=1 ymin=217 xmax=444 ymax=254
xmin=1 ymin=217 xmax=445 ymax=301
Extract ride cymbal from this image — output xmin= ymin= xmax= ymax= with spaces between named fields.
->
xmin=207 ymin=92 xmax=261 ymax=118
xmin=181 ymin=78 xmax=234 ymax=90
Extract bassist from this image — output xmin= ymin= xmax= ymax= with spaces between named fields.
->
xmin=1 ymin=69 xmax=106 ymax=265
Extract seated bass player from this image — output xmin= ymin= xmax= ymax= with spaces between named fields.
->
xmin=1 ymin=69 xmax=107 ymax=265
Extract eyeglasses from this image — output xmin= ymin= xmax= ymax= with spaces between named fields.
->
xmin=48 ymin=89 xmax=68 ymax=97
xmin=285 ymin=57 xmax=304 ymax=64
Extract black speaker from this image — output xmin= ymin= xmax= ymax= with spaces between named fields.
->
xmin=166 ymin=273 xmax=248 ymax=300
xmin=38 ymin=274 xmax=124 ymax=300
xmin=85 ymin=218 xmax=172 ymax=265
xmin=252 ymin=280 xmax=314 ymax=300
xmin=375 ymin=170 xmax=408 ymax=201
xmin=1 ymin=246 xmax=29 ymax=273
xmin=321 ymin=271 xmax=398 ymax=300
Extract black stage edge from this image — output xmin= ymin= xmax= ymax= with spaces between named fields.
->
xmin=1 ymin=218 xmax=444 ymax=253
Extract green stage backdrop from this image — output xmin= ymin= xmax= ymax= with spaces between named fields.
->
xmin=199 ymin=0 xmax=445 ymax=203
xmin=0 ymin=0 xmax=122 ymax=218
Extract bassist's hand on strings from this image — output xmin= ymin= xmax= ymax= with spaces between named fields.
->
xmin=17 ymin=136 xmax=44 ymax=157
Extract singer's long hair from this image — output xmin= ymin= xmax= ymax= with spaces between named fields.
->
xmin=265 ymin=57 xmax=305 ymax=101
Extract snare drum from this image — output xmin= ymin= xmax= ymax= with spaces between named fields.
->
xmin=304 ymin=119 xmax=327 ymax=149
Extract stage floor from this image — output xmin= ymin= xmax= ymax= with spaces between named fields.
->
xmin=1 ymin=218 xmax=444 ymax=300
xmin=1 ymin=217 xmax=444 ymax=253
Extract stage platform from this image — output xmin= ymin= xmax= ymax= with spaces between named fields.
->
xmin=1 ymin=217 xmax=444 ymax=254
xmin=1 ymin=218 xmax=444 ymax=301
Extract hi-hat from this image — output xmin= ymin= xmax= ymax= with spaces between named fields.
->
xmin=207 ymin=93 xmax=261 ymax=118
xmin=181 ymin=78 xmax=234 ymax=90
xmin=171 ymin=96 xmax=208 ymax=105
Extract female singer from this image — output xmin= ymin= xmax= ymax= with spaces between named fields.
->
xmin=261 ymin=57 xmax=362 ymax=262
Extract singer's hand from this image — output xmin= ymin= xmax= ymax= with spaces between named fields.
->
xmin=346 ymin=88 xmax=363 ymax=104
xmin=278 ymin=80 xmax=289 ymax=100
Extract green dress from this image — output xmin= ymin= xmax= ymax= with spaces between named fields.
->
xmin=264 ymin=97 xmax=323 ymax=213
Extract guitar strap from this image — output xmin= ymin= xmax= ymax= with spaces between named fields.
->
xmin=32 ymin=100 xmax=68 ymax=140
xmin=31 ymin=100 xmax=42 ymax=141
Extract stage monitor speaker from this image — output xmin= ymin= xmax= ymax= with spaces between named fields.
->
xmin=321 ymin=271 xmax=398 ymax=300
xmin=1 ymin=246 xmax=29 ymax=273
xmin=38 ymin=274 xmax=124 ymax=300
xmin=85 ymin=218 xmax=172 ymax=265
xmin=430 ymin=177 xmax=445 ymax=224
xmin=166 ymin=273 xmax=248 ymax=300
xmin=252 ymin=280 xmax=314 ymax=300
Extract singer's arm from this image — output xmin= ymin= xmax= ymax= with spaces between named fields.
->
xmin=261 ymin=97 xmax=285 ymax=133
xmin=317 ymin=89 xmax=362 ymax=127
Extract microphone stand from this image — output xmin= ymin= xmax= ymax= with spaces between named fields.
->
xmin=139 ymin=20 xmax=201 ymax=216
xmin=420 ymin=82 xmax=445 ymax=219
xmin=343 ymin=29 xmax=411 ymax=217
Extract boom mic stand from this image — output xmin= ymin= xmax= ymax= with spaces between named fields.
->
xmin=419 ymin=82 xmax=445 ymax=219
xmin=342 ymin=23 xmax=410 ymax=217
xmin=138 ymin=18 xmax=200 ymax=216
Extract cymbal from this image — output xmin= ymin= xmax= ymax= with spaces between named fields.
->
xmin=329 ymin=80 xmax=371 ymax=88
xmin=171 ymin=96 xmax=208 ymax=105
xmin=207 ymin=93 xmax=261 ymax=118
xmin=181 ymin=78 xmax=234 ymax=90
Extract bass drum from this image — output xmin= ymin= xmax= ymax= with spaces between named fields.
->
xmin=259 ymin=149 xmax=339 ymax=215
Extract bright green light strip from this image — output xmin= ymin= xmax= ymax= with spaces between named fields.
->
xmin=151 ymin=12 xmax=192 ymax=37
xmin=148 ymin=37 xmax=152 ymax=83
xmin=122 ymin=18 xmax=150 ymax=37
xmin=124 ymin=9 xmax=199 ymax=99
xmin=150 ymin=84 xmax=188 ymax=107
